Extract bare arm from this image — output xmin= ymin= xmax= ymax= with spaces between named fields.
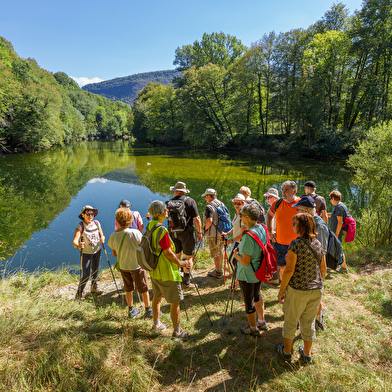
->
xmin=320 ymin=209 xmax=328 ymax=224
xmin=278 ymin=250 xmax=297 ymax=303
xmin=72 ymin=228 xmax=83 ymax=249
xmin=320 ymin=255 xmax=327 ymax=280
xmin=335 ymin=215 xmax=343 ymax=238
xmin=266 ymin=209 xmax=276 ymax=241
xmin=204 ymin=217 xmax=212 ymax=232
xmin=163 ymin=248 xmax=193 ymax=270
xmin=193 ymin=216 xmax=203 ymax=241
xmin=234 ymin=250 xmax=251 ymax=266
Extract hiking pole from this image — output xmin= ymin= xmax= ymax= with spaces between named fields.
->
xmin=221 ymin=260 xmax=237 ymax=327
xmin=77 ymin=234 xmax=84 ymax=299
xmin=193 ymin=230 xmax=206 ymax=261
xmin=182 ymin=297 xmax=190 ymax=321
xmin=226 ymin=263 xmax=238 ymax=334
xmin=188 ymin=270 xmax=213 ymax=326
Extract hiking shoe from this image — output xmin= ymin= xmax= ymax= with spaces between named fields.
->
xmin=299 ymin=345 xmax=312 ymax=364
xmin=91 ymin=284 xmax=103 ymax=295
xmin=151 ymin=322 xmax=167 ymax=332
xmin=240 ymin=325 xmax=260 ymax=337
xmin=207 ymin=269 xmax=223 ymax=279
xmin=269 ymin=279 xmax=280 ymax=286
xmin=257 ymin=319 xmax=269 ymax=331
xmin=128 ymin=307 xmax=141 ymax=319
xmin=143 ymin=306 xmax=153 ymax=319
xmin=336 ymin=265 xmax=348 ymax=273
xmin=276 ymin=343 xmax=292 ymax=362
xmin=172 ymin=328 xmax=189 ymax=341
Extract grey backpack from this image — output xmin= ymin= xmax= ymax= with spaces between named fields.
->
xmin=137 ymin=223 xmax=165 ymax=271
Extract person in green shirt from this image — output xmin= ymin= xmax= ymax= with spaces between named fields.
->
xmin=147 ymin=200 xmax=193 ymax=341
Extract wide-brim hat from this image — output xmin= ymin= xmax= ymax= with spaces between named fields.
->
xmin=231 ymin=193 xmax=246 ymax=202
xmin=292 ymin=195 xmax=316 ymax=208
xmin=78 ymin=205 xmax=98 ymax=220
xmin=201 ymin=188 xmax=216 ymax=197
xmin=263 ymin=188 xmax=279 ymax=198
xmin=170 ymin=181 xmax=190 ymax=193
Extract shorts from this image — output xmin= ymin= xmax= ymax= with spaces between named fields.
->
xmin=171 ymin=226 xmax=196 ymax=256
xmin=120 ymin=268 xmax=149 ymax=293
xmin=274 ymin=242 xmax=289 ymax=267
xmin=282 ymin=285 xmax=322 ymax=341
xmin=239 ymin=280 xmax=262 ymax=314
xmin=151 ymin=279 xmax=183 ymax=303
xmin=207 ymin=235 xmax=224 ymax=258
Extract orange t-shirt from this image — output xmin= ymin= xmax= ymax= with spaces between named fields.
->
xmin=271 ymin=197 xmax=300 ymax=245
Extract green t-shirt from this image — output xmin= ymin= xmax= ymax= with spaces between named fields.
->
xmin=237 ymin=224 xmax=267 ymax=284
xmin=147 ymin=220 xmax=181 ymax=282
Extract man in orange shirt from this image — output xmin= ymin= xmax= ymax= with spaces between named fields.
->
xmin=266 ymin=181 xmax=300 ymax=280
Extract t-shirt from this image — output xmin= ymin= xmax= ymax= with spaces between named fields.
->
xmin=237 ymin=224 xmax=267 ymax=284
xmin=203 ymin=199 xmax=224 ymax=238
xmin=303 ymin=193 xmax=327 ymax=215
xmin=77 ymin=220 xmax=101 ymax=254
xmin=168 ymin=195 xmax=199 ymax=230
xmin=330 ymin=202 xmax=348 ymax=240
xmin=232 ymin=212 xmax=246 ymax=239
xmin=288 ymin=237 xmax=324 ymax=291
xmin=114 ymin=210 xmax=143 ymax=231
xmin=270 ymin=197 xmax=300 ymax=245
xmin=107 ymin=228 xmax=142 ymax=271
xmin=147 ymin=220 xmax=181 ymax=282
xmin=313 ymin=214 xmax=328 ymax=252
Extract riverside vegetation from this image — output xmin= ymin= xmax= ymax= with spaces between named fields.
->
xmin=0 ymin=245 xmax=391 ymax=391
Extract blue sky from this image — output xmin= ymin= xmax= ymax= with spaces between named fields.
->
xmin=1 ymin=0 xmax=363 ymax=86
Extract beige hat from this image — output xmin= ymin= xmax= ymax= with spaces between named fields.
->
xmin=78 ymin=205 xmax=98 ymax=220
xmin=201 ymin=188 xmax=216 ymax=197
xmin=263 ymin=188 xmax=279 ymax=198
xmin=170 ymin=181 xmax=190 ymax=193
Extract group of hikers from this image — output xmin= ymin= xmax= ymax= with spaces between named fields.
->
xmin=72 ymin=180 xmax=354 ymax=362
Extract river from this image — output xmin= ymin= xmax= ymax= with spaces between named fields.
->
xmin=0 ymin=140 xmax=362 ymax=275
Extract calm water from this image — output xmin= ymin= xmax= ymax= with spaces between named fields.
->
xmin=0 ymin=140 xmax=362 ymax=275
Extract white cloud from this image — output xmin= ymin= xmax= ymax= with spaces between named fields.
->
xmin=71 ymin=76 xmax=104 ymax=87
xmin=88 ymin=177 xmax=108 ymax=184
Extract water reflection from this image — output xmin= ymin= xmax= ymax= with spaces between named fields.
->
xmin=0 ymin=140 xmax=360 ymax=274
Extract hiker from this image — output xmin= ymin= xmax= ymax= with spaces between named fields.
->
xmin=276 ymin=213 xmax=326 ymax=364
xmin=239 ymin=186 xmax=265 ymax=223
xmin=263 ymin=188 xmax=280 ymax=285
xmin=72 ymin=205 xmax=105 ymax=299
xmin=221 ymin=193 xmax=247 ymax=271
xmin=233 ymin=203 xmax=269 ymax=336
xmin=303 ymin=181 xmax=328 ymax=224
xmin=293 ymin=195 xmax=328 ymax=330
xmin=166 ymin=181 xmax=202 ymax=289
xmin=147 ymin=200 xmax=192 ymax=340
xmin=328 ymin=190 xmax=348 ymax=272
xmin=108 ymin=208 xmax=152 ymax=319
xmin=115 ymin=199 xmax=143 ymax=232
xmin=266 ymin=181 xmax=300 ymax=280
xmin=202 ymin=188 xmax=228 ymax=279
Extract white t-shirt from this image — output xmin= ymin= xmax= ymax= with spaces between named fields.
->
xmin=108 ymin=228 xmax=142 ymax=271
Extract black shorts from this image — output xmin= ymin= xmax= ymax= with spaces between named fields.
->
xmin=239 ymin=280 xmax=262 ymax=314
xmin=171 ymin=226 xmax=196 ymax=256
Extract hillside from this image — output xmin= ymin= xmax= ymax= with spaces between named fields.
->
xmin=82 ymin=69 xmax=180 ymax=106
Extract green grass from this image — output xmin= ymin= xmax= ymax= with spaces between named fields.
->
xmin=1 ymin=245 xmax=392 ymax=391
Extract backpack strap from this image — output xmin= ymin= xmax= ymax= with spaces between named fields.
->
xmin=117 ymin=231 xmax=128 ymax=264
xmin=79 ymin=221 xmax=85 ymax=235
xmin=150 ymin=222 xmax=165 ymax=256
xmin=243 ymin=229 xmax=266 ymax=273
xmin=301 ymin=238 xmax=322 ymax=263
xmin=274 ymin=198 xmax=284 ymax=213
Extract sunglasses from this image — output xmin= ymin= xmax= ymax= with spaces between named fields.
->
xmin=85 ymin=213 xmax=94 ymax=217
xmin=292 ymin=221 xmax=297 ymax=226
xmin=266 ymin=196 xmax=273 ymax=199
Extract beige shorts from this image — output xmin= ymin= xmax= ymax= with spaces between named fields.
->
xmin=207 ymin=236 xmax=224 ymax=258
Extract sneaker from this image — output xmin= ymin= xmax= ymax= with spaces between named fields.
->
xmin=207 ymin=269 xmax=223 ymax=279
xmin=151 ymin=322 xmax=167 ymax=331
xmin=172 ymin=328 xmax=189 ymax=341
xmin=269 ymin=279 xmax=280 ymax=286
xmin=128 ymin=307 xmax=141 ymax=319
xmin=143 ymin=306 xmax=153 ymax=319
xmin=336 ymin=265 xmax=348 ymax=273
xmin=276 ymin=343 xmax=292 ymax=362
xmin=299 ymin=345 xmax=312 ymax=364
xmin=240 ymin=325 xmax=260 ymax=337
xmin=256 ymin=319 xmax=269 ymax=331
xmin=91 ymin=284 xmax=103 ymax=295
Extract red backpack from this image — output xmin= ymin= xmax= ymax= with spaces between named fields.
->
xmin=244 ymin=223 xmax=278 ymax=282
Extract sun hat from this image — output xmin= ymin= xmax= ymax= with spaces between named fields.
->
xmin=231 ymin=193 xmax=246 ymax=202
xmin=170 ymin=181 xmax=190 ymax=193
xmin=78 ymin=205 xmax=98 ymax=220
xmin=119 ymin=199 xmax=131 ymax=208
xmin=201 ymin=188 xmax=216 ymax=197
xmin=304 ymin=181 xmax=316 ymax=189
xmin=263 ymin=188 xmax=279 ymax=198
xmin=292 ymin=195 xmax=316 ymax=208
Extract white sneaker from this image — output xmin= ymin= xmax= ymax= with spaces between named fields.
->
xmin=152 ymin=322 xmax=167 ymax=331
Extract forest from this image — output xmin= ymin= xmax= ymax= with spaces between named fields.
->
xmin=133 ymin=1 xmax=392 ymax=157
xmin=0 ymin=37 xmax=134 ymax=152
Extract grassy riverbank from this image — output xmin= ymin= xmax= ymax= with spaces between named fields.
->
xmin=1 ymin=246 xmax=391 ymax=391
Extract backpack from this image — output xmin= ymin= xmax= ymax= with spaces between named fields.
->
xmin=166 ymin=197 xmax=189 ymax=233
xmin=326 ymin=230 xmax=342 ymax=270
xmin=244 ymin=223 xmax=277 ymax=282
xmin=136 ymin=223 xmax=165 ymax=271
xmin=215 ymin=204 xmax=232 ymax=233
xmin=343 ymin=216 xmax=356 ymax=242
xmin=274 ymin=198 xmax=284 ymax=213
xmin=247 ymin=198 xmax=265 ymax=224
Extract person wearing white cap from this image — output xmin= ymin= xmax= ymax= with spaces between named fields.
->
xmin=201 ymin=188 xmax=226 ymax=279
xmin=166 ymin=181 xmax=202 ymax=288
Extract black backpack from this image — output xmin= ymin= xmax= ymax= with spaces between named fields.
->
xmin=166 ymin=197 xmax=190 ymax=233
xmin=246 ymin=198 xmax=265 ymax=224
xmin=326 ymin=230 xmax=342 ymax=270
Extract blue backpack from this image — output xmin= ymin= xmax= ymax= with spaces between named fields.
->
xmin=212 ymin=203 xmax=232 ymax=234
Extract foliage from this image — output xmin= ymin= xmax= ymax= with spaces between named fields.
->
xmin=0 ymin=36 xmax=133 ymax=152
xmin=348 ymin=121 xmax=392 ymax=246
